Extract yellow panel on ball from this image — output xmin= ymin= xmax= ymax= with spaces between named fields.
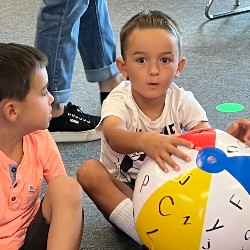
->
xmin=135 ymin=167 xmax=212 ymax=249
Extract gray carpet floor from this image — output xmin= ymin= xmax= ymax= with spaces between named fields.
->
xmin=1 ymin=0 xmax=250 ymax=249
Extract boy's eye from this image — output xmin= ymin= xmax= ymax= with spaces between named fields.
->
xmin=42 ymin=90 xmax=48 ymax=96
xmin=161 ymin=58 xmax=170 ymax=63
xmin=136 ymin=58 xmax=147 ymax=63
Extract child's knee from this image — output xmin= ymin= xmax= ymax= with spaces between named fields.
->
xmin=77 ymin=159 xmax=106 ymax=187
xmin=48 ymin=175 xmax=83 ymax=203
xmin=43 ymin=176 xmax=83 ymax=224
xmin=77 ymin=159 xmax=99 ymax=179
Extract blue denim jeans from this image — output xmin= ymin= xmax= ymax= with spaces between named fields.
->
xmin=35 ymin=0 xmax=119 ymax=104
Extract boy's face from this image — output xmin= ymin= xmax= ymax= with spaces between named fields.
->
xmin=119 ymin=28 xmax=185 ymax=105
xmin=18 ymin=67 xmax=54 ymax=133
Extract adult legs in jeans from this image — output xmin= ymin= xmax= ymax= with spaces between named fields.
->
xmin=35 ymin=0 xmax=123 ymax=142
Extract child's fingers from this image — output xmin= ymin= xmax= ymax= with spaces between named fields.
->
xmin=242 ymin=128 xmax=250 ymax=143
xmin=172 ymin=137 xmax=194 ymax=149
xmin=155 ymin=155 xmax=180 ymax=173
xmin=151 ymin=136 xmax=194 ymax=173
xmin=155 ymin=158 xmax=169 ymax=173
xmin=227 ymin=123 xmax=239 ymax=136
xmin=171 ymin=146 xmax=191 ymax=163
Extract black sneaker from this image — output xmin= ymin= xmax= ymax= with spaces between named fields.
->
xmin=48 ymin=102 xmax=101 ymax=142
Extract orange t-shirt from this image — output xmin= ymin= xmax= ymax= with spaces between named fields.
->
xmin=0 ymin=130 xmax=66 ymax=250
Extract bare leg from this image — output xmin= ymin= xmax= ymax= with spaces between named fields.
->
xmin=51 ymin=103 xmax=64 ymax=118
xmin=51 ymin=74 xmax=124 ymax=117
xmin=77 ymin=159 xmax=143 ymax=244
xmin=42 ymin=175 xmax=83 ymax=250
xmin=99 ymin=73 xmax=124 ymax=92
xmin=76 ymin=159 xmax=133 ymax=217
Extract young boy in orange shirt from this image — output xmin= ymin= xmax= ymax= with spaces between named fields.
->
xmin=0 ymin=43 xmax=83 ymax=250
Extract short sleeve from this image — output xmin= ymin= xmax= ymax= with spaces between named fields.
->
xmin=178 ymin=90 xmax=208 ymax=131
xmin=96 ymin=82 xmax=132 ymax=133
xmin=31 ymin=130 xmax=67 ymax=183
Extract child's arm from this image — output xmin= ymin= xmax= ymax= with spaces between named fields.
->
xmin=103 ymin=116 xmax=194 ymax=173
xmin=191 ymin=121 xmax=211 ymax=130
xmin=227 ymin=119 xmax=250 ymax=146
xmin=38 ymin=130 xmax=67 ymax=182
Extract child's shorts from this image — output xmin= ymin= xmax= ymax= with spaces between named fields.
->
xmin=19 ymin=198 xmax=49 ymax=250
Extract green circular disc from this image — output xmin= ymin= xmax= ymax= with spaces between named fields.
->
xmin=216 ymin=103 xmax=244 ymax=113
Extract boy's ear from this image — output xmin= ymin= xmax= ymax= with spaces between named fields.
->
xmin=116 ymin=57 xmax=128 ymax=78
xmin=2 ymin=100 xmax=19 ymax=122
xmin=175 ymin=57 xmax=186 ymax=78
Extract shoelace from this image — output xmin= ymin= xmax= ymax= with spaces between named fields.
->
xmin=66 ymin=102 xmax=92 ymax=123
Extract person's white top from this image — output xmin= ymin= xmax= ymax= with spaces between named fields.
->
xmin=96 ymin=81 xmax=208 ymax=184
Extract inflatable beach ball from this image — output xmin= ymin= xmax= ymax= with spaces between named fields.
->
xmin=133 ymin=128 xmax=250 ymax=250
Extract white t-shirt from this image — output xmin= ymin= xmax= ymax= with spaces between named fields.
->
xmin=96 ymin=81 xmax=208 ymax=184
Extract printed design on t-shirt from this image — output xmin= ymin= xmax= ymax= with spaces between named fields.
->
xmin=118 ymin=123 xmax=176 ymax=183
xmin=120 ymin=152 xmax=147 ymax=183
xmin=161 ymin=123 xmax=176 ymax=135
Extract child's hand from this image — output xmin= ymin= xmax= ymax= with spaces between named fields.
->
xmin=140 ymin=133 xmax=194 ymax=172
xmin=227 ymin=119 xmax=250 ymax=146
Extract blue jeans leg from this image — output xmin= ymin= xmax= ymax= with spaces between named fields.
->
xmin=35 ymin=0 xmax=119 ymax=105
xmin=78 ymin=0 xmax=119 ymax=83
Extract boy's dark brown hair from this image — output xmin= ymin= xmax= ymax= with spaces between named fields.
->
xmin=120 ymin=10 xmax=182 ymax=59
xmin=0 ymin=43 xmax=47 ymax=102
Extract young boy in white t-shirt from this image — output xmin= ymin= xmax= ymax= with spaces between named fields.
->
xmin=77 ymin=10 xmax=211 ymax=245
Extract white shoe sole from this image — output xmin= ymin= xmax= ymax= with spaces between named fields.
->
xmin=50 ymin=129 xmax=100 ymax=142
